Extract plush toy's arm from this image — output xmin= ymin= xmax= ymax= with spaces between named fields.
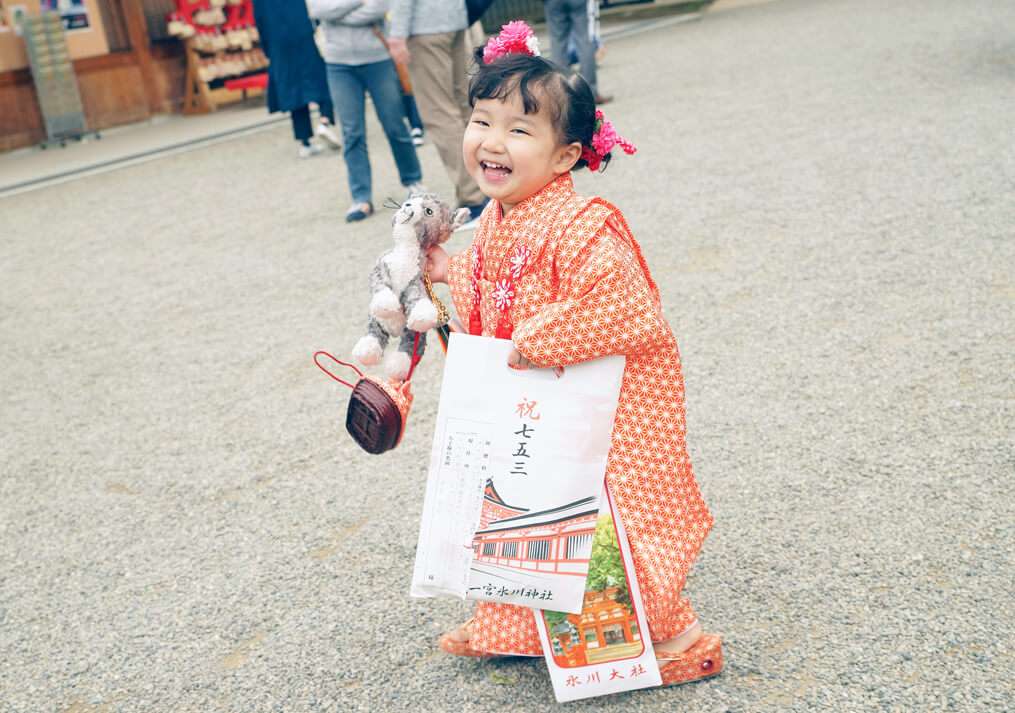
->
xmin=368 ymin=256 xmax=401 ymax=321
xmin=366 ymin=257 xmax=388 ymax=295
xmin=402 ymin=275 xmax=439 ymax=332
xmin=512 ymin=226 xmax=672 ymax=368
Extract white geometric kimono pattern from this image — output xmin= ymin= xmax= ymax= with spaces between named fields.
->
xmin=447 ymin=173 xmax=713 ymax=655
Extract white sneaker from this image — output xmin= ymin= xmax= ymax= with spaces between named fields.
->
xmin=410 ymin=127 xmax=424 ymax=147
xmin=298 ymin=142 xmax=324 ymax=159
xmin=316 ymin=120 xmax=341 ymax=149
xmin=406 ymin=182 xmax=427 ymax=197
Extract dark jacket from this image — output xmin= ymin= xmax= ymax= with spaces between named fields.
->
xmin=252 ymin=0 xmax=331 ymax=113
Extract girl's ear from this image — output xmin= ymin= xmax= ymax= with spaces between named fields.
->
xmin=554 ymin=141 xmax=584 ymax=173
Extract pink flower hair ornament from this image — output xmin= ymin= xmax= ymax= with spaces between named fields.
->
xmin=581 ymin=110 xmax=637 ymax=172
xmin=483 ymin=20 xmax=541 ymax=64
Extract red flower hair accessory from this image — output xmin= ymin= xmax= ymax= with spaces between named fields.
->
xmin=483 ymin=20 xmax=541 ymax=64
xmin=580 ymin=110 xmax=637 ymax=172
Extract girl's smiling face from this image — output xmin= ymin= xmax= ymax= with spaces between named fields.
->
xmin=464 ymin=92 xmax=582 ymax=215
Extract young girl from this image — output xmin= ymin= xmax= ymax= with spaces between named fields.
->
xmin=424 ymin=22 xmax=722 ymax=687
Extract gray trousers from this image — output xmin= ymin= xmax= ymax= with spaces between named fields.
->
xmin=406 ymin=30 xmax=486 ymax=208
xmin=545 ymin=0 xmax=599 ymax=94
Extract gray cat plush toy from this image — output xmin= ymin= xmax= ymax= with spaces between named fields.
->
xmin=352 ymin=192 xmax=469 ymax=380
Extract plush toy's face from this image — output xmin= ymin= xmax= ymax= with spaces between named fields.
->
xmin=393 ymin=192 xmax=470 ymax=249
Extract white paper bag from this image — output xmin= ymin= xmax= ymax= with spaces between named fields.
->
xmin=410 ymin=333 xmax=625 ymax=614
xmin=534 ymin=486 xmax=662 ymax=701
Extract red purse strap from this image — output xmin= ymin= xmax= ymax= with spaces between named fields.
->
xmin=405 ymin=331 xmax=423 ymax=382
xmin=314 ymin=351 xmax=363 ymax=390
xmin=315 ymin=331 xmax=424 ymax=387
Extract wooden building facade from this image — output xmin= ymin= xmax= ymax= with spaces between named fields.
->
xmin=0 ymin=0 xmax=186 ymax=151
xmin=549 ymin=587 xmax=642 ymax=667
xmin=472 ymin=485 xmax=598 ymax=577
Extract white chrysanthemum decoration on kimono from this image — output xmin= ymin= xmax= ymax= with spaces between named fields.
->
xmin=509 ymin=246 xmax=531 ymax=279
xmin=525 ymin=35 xmax=541 ymax=57
xmin=493 ymin=279 xmax=515 ymax=311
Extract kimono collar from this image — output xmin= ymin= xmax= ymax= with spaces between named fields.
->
xmin=469 ymin=173 xmax=582 ymax=338
xmin=481 ymin=172 xmax=577 ymax=280
xmin=490 ymin=172 xmax=575 ymax=231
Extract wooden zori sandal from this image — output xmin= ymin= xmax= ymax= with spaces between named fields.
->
xmin=656 ymin=633 xmax=724 ymax=686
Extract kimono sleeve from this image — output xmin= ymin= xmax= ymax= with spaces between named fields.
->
xmin=446 ymin=245 xmax=476 ymax=330
xmin=512 ymin=223 xmax=672 ymax=367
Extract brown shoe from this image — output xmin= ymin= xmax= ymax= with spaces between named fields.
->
xmin=594 ymin=93 xmax=614 ymax=105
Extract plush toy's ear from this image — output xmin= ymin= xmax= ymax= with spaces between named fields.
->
xmin=451 ymin=207 xmax=472 ymax=232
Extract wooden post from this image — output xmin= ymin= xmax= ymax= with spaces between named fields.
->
xmin=622 ymin=617 xmax=634 ymax=643
xmin=119 ymin=0 xmax=162 ymax=114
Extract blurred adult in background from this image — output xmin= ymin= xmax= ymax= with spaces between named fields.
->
xmin=387 ymin=0 xmax=488 ymax=229
xmin=308 ymin=0 xmax=425 ymax=222
xmin=252 ymin=0 xmax=340 ymax=158
xmin=545 ymin=0 xmax=612 ymax=104
xmin=401 ymin=79 xmax=427 ymax=147
xmin=566 ymin=0 xmax=605 ymax=67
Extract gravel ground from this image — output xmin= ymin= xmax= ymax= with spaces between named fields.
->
xmin=1 ymin=1 xmax=1013 ymax=711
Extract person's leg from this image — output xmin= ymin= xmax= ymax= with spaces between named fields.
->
xmin=448 ymin=29 xmax=485 ymax=207
xmin=402 ymin=94 xmax=423 ymax=132
xmin=326 ymin=63 xmax=372 ymax=205
xmin=568 ymin=0 xmax=598 ymax=95
xmin=290 ymin=105 xmax=313 ymax=143
xmin=314 ymin=96 xmax=342 ymax=149
xmin=407 ymin=32 xmax=484 ymax=207
xmin=544 ymin=0 xmax=573 ymax=69
xmin=449 ymin=28 xmax=473 ymax=134
xmin=464 ymin=20 xmax=486 ymax=55
xmin=363 ymin=59 xmax=422 ymax=188
xmin=317 ymin=96 xmax=335 ymax=125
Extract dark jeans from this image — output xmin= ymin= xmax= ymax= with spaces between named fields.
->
xmin=546 ymin=0 xmax=599 ymax=94
xmin=402 ymin=94 xmax=423 ymax=132
xmin=290 ymin=102 xmax=335 ymax=143
xmin=325 ymin=59 xmax=422 ymax=205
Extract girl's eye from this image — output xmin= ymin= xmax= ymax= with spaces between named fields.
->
xmin=472 ymin=119 xmax=489 ymax=127
xmin=511 ymin=128 xmax=530 ymax=136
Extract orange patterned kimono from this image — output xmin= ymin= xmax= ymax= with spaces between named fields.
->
xmin=446 ymin=173 xmax=714 ymax=655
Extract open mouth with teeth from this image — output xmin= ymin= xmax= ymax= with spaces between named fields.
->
xmin=480 ymin=160 xmax=512 ymax=183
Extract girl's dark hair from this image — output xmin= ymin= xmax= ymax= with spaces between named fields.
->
xmin=468 ymin=52 xmax=606 ymax=172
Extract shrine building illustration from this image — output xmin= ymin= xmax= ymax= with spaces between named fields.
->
xmin=471 ymin=480 xmax=597 ymax=576
xmin=547 ymin=586 xmax=643 ymax=667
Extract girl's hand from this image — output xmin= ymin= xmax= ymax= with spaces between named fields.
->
xmin=508 ymin=348 xmax=563 ymax=377
xmin=425 ymin=245 xmax=450 ymax=284
xmin=507 ymin=348 xmax=533 ymax=370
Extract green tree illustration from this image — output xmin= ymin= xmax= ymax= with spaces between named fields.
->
xmin=542 ymin=610 xmax=570 ymax=628
xmin=585 ymin=514 xmax=630 ymax=608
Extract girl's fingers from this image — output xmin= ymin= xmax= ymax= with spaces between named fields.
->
xmin=507 ymin=348 xmax=529 ymax=370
